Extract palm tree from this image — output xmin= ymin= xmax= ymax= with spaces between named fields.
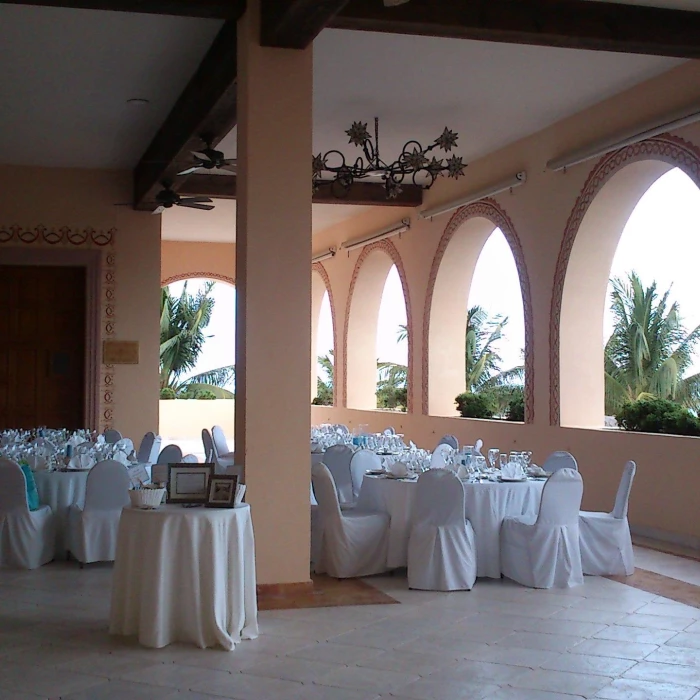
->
xmin=396 ymin=324 xmax=408 ymax=343
xmin=315 ymin=351 xmax=334 ymax=404
xmin=160 ymin=281 xmax=235 ymax=398
xmin=605 ymin=272 xmax=700 ymax=414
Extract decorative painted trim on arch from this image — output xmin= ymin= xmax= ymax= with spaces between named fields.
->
xmin=0 ymin=225 xmax=116 ymax=432
xmin=549 ymin=134 xmax=700 ymax=426
xmin=421 ymin=198 xmax=534 ymax=422
xmin=342 ymin=239 xmax=414 ymax=413
xmin=312 ymin=261 xmax=338 ymax=406
xmin=161 ymin=272 xmax=236 ymax=287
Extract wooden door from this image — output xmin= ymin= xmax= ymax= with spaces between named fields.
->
xmin=0 ymin=265 xmax=86 ymax=430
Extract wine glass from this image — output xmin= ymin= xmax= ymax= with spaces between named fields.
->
xmin=487 ymin=448 xmax=500 ymax=470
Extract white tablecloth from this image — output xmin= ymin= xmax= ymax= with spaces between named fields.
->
xmin=109 ymin=504 xmax=258 ymax=650
xmin=34 ymin=470 xmax=89 ymax=555
xmin=357 ymin=475 xmax=545 ymax=578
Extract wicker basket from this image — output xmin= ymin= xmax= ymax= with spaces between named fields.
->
xmin=129 ymin=488 xmax=166 ymax=509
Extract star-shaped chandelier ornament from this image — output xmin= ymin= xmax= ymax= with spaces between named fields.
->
xmin=312 ymin=117 xmax=466 ymax=200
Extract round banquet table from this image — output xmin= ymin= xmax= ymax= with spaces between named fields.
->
xmin=33 ymin=470 xmax=89 ymax=555
xmin=356 ymin=475 xmax=546 ymax=578
xmin=109 ymin=504 xmax=258 ymax=651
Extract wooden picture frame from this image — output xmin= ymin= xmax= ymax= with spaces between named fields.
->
xmin=206 ymin=475 xmax=238 ymax=508
xmin=167 ymin=464 xmax=214 ymax=505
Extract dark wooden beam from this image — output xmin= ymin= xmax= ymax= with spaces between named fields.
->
xmin=260 ymin=0 xmax=350 ymax=48
xmin=133 ymin=15 xmax=244 ymax=209
xmin=179 ymin=174 xmax=424 ymax=206
xmin=0 ymin=0 xmax=242 ymax=19
xmin=331 ymin=0 xmax=700 ymax=59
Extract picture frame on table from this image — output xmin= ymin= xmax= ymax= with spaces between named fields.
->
xmin=206 ymin=475 xmax=238 ymax=508
xmin=167 ymin=464 xmax=214 ymax=505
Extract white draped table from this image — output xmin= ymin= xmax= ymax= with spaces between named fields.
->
xmin=34 ymin=470 xmax=89 ymax=555
xmin=357 ymin=475 xmax=545 ymax=578
xmin=109 ymin=504 xmax=258 ymax=650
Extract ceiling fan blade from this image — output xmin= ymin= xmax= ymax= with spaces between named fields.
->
xmin=192 ymin=151 xmax=211 ymax=161
xmin=178 ymin=202 xmax=215 ymax=211
xmin=152 ymin=205 xmax=166 ymax=216
xmin=179 ymin=196 xmax=213 ymax=204
xmin=177 ymin=166 xmax=199 ymax=176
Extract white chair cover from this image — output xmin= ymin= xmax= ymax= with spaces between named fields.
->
xmin=322 ymin=445 xmax=355 ymax=505
xmin=0 ymin=458 xmax=56 ymax=569
xmin=407 ymin=469 xmax=477 ymax=591
xmin=205 ymin=428 xmax=234 ymax=473
xmin=113 ymin=438 xmax=134 ymax=456
xmin=501 ymin=468 xmax=584 ymax=588
xmin=157 ymin=444 xmax=183 ymax=465
xmin=67 ymin=460 xmax=130 ymax=564
xmin=437 ymin=434 xmax=459 ymax=450
xmin=349 ymin=449 xmax=381 ymax=500
xmin=543 ymin=450 xmax=578 ymax=472
xmin=103 ymin=429 xmax=123 ymax=444
xmin=430 ymin=443 xmax=453 ymax=469
xmin=580 ymin=461 xmax=636 ymax=576
xmin=181 ymin=454 xmax=199 ymax=463
xmin=212 ymin=426 xmax=234 ymax=458
xmin=383 ymin=427 xmax=396 ymax=435
xmin=136 ymin=432 xmax=161 ymax=463
xmin=473 ymin=438 xmax=484 ymax=457
xmin=311 ymin=463 xmax=389 ymax=578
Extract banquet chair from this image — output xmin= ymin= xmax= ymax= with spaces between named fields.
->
xmin=0 ymin=458 xmax=56 ymax=569
xmin=181 ymin=454 xmax=199 ymax=463
xmin=113 ymin=437 xmax=134 ymax=456
xmin=103 ymin=429 xmax=123 ymax=444
xmin=66 ymin=460 xmax=130 ymax=566
xmin=136 ymin=432 xmax=161 ymax=463
xmin=407 ymin=469 xmax=477 ymax=591
xmin=322 ymin=445 xmax=355 ymax=506
xmin=543 ymin=451 xmax=578 ymax=473
xmin=473 ymin=438 xmax=484 ymax=457
xmin=212 ymin=426 xmax=235 ymax=463
xmin=579 ymin=461 xmax=636 ymax=576
xmin=437 ymin=434 xmax=459 ymax=450
xmin=383 ymin=427 xmax=396 ymax=435
xmin=202 ymin=428 xmax=234 ymax=473
xmin=430 ymin=443 xmax=454 ymax=469
xmin=349 ymin=449 xmax=381 ymax=500
xmin=500 ymin=468 xmax=584 ymax=588
xmin=311 ymin=462 xmax=389 ymax=578
xmin=157 ymin=444 xmax=183 ymax=465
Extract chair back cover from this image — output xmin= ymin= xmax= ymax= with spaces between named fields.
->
xmin=437 ymin=434 xmax=459 ymax=450
xmin=473 ymin=438 xmax=484 ymax=456
xmin=311 ymin=462 xmax=342 ymax=525
xmin=136 ymin=432 xmax=158 ymax=462
xmin=349 ymin=449 xmax=381 ymax=499
xmin=84 ymin=460 xmax=130 ymax=510
xmin=543 ymin=451 xmax=578 ymax=473
xmin=383 ymin=427 xmax=396 ymax=435
xmin=211 ymin=425 xmax=230 ymax=457
xmin=537 ymin=468 xmax=583 ymax=525
xmin=322 ymin=445 xmax=355 ymax=504
xmin=414 ymin=469 xmax=465 ymax=527
xmin=113 ymin=438 xmax=134 ymax=455
xmin=181 ymin=454 xmax=199 ymax=463
xmin=157 ymin=444 xmax=183 ymax=465
xmin=430 ymin=443 xmax=453 ymax=469
xmin=103 ymin=429 xmax=123 ymax=444
xmin=201 ymin=429 xmax=216 ymax=463
xmin=612 ymin=460 xmax=636 ymax=519
xmin=0 ymin=458 xmax=30 ymax=513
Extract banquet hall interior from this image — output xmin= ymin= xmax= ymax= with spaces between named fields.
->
xmin=3 ymin=1 xmax=700 ymax=698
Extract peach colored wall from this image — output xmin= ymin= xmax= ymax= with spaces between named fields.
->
xmin=161 ymin=240 xmax=235 ymax=286
xmin=0 ymin=166 xmax=161 ymax=443
xmin=311 ymin=61 xmax=700 ymax=549
xmin=159 ymin=399 xmax=234 ymax=441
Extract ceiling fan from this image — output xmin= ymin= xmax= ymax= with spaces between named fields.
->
xmin=152 ymin=182 xmax=215 ymax=215
xmin=178 ymin=137 xmax=237 ymax=176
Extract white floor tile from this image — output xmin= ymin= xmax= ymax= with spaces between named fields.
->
xmin=595 ymin=678 xmax=698 ymax=700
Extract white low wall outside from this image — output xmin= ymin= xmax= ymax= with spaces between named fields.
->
xmin=159 ymin=399 xmax=235 ymax=441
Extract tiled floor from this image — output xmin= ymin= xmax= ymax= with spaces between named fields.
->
xmin=1 ymin=546 xmax=700 ymax=699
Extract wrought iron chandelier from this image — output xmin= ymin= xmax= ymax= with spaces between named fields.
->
xmin=312 ymin=117 xmax=466 ymax=200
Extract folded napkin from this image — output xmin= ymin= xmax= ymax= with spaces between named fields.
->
xmin=501 ymin=462 xmax=526 ymax=480
xmin=69 ymin=453 xmax=94 ymax=470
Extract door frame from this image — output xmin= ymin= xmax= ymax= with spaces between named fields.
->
xmin=1 ymin=249 xmax=102 ymax=429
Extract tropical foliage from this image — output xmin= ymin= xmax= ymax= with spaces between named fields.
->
xmin=455 ymin=392 xmax=494 ymax=419
xmin=159 ymin=282 xmax=235 ymax=399
xmin=605 ymin=272 xmax=700 ymax=415
xmin=315 ymin=352 xmax=334 ymax=405
xmin=616 ymin=397 xmax=700 ymax=436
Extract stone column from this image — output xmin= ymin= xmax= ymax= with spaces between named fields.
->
xmin=235 ymin=0 xmax=312 ymax=585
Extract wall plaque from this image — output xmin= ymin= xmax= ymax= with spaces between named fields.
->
xmin=103 ymin=341 xmax=139 ymax=365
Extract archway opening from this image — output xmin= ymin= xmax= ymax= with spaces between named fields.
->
xmin=159 ymin=277 xmax=236 ymax=458
xmin=313 ymin=287 xmax=335 ymax=405
xmin=559 ymin=159 xmax=673 ymax=428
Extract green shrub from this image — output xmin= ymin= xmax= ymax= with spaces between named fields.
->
xmin=159 ymin=387 xmax=176 ymax=400
xmin=312 ymin=396 xmax=332 ymax=406
xmin=616 ymin=397 xmax=700 ymax=436
xmin=455 ymin=392 xmax=494 ymax=419
xmin=196 ymin=390 xmax=217 ymax=400
xmin=506 ymin=393 xmax=525 ymax=422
